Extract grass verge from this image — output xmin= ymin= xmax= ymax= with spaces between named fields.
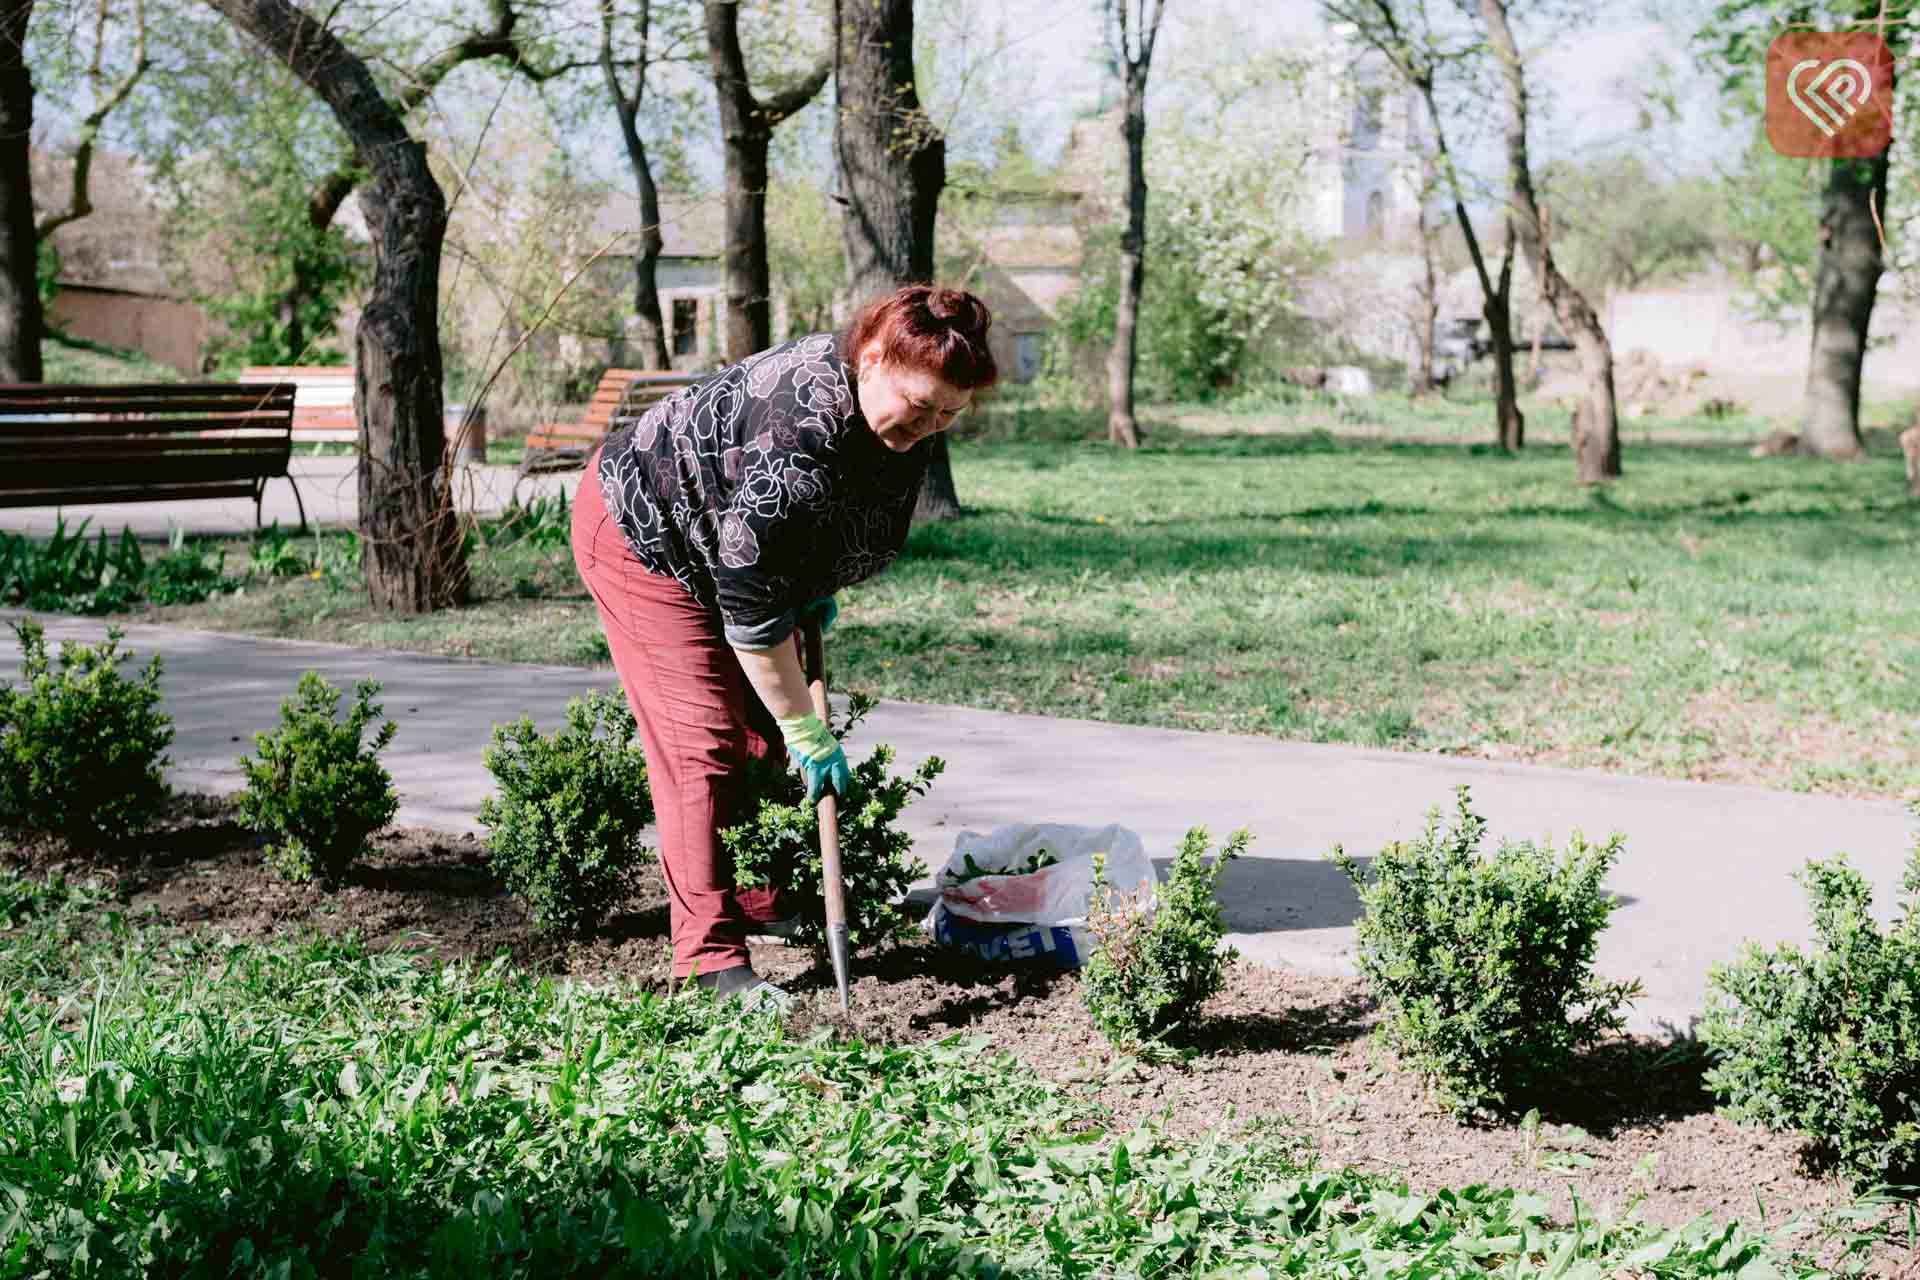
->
xmin=132 ymin=406 xmax=1920 ymax=799
xmin=0 ymin=862 xmax=1892 ymax=1277
xmin=40 ymin=333 xmax=182 ymax=385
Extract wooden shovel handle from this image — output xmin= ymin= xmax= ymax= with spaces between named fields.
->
xmin=800 ymin=622 xmax=848 ymax=931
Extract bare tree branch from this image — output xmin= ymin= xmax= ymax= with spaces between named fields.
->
xmin=37 ymin=0 xmax=151 ymax=241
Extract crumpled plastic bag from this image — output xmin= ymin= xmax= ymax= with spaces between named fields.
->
xmin=921 ymin=823 xmax=1155 ymax=970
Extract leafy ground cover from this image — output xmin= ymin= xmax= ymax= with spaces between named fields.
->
xmin=135 ymin=392 xmax=1920 ymax=800
xmin=1 ymin=800 xmax=1911 ymax=1276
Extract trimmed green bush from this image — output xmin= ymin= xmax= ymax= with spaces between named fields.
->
xmin=236 ymin=672 xmax=398 ymax=886
xmin=1082 ymin=826 xmax=1246 ymax=1046
xmin=478 ymin=690 xmax=654 ymax=934
xmin=1332 ymin=786 xmax=1641 ymax=1116
xmin=728 ymin=694 xmax=940 ymax=952
xmin=1701 ymin=811 xmax=1920 ymax=1183
xmin=0 ymin=618 xmax=172 ymax=846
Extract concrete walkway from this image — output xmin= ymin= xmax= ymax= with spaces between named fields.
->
xmin=3 ymin=611 xmax=1912 ymax=1035
xmin=0 ymin=457 xmax=575 ymax=539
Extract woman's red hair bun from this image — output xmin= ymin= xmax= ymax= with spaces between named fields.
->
xmin=842 ymin=284 xmax=999 ymax=390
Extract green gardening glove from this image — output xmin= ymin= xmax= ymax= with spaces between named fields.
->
xmin=797 ymin=595 xmax=838 ymax=633
xmin=776 ymin=712 xmax=851 ymax=802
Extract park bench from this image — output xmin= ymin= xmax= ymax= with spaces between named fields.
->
xmin=0 ymin=381 xmax=306 ymax=529
xmin=520 ymin=368 xmax=702 ymax=474
xmin=239 ymin=365 xmax=357 ymax=445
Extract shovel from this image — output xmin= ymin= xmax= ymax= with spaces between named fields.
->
xmin=800 ymin=619 xmax=853 ymax=1012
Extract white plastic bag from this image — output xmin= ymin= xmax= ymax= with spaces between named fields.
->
xmin=921 ymin=823 xmax=1155 ymax=970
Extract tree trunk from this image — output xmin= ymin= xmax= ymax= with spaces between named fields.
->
xmin=1526 ymin=292 xmax=1544 ymax=385
xmin=1411 ymin=210 xmax=1437 ymax=396
xmin=833 ymin=0 xmax=955 ymax=520
xmin=209 ymin=0 xmax=466 ymax=613
xmin=1486 ymin=226 xmax=1524 ymax=450
xmin=719 ymin=124 xmax=772 ymax=362
xmin=1478 ymin=0 xmax=1618 ymax=483
xmin=276 ymin=272 xmax=306 ymax=360
xmin=1563 ymin=300 xmax=1618 ymax=479
xmin=629 ymin=235 xmax=670 ymax=369
xmin=1409 ymin=74 xmax=1519 ymax=449
xmin=1800 ymin=153 xmax=1888 ymax=459
xmin=1106 ymin=60 xmax=1147 ymax=450
xmin=604 ymin=0 xmax=669 ymax=370
xmin=705 ymin=0 xmax=828 ymax=362
xmin=1447 ymin=189 xmax=1523 ymax=449
xmin=0 ymin=0 xmax=43 ymax=383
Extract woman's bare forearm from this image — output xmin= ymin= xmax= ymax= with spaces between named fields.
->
xmin=733 ymin=635 xmax=813 ymax=723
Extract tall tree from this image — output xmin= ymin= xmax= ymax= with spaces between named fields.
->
xmin=1484 ymin=219 xmax=1522 ymax=448
xmin=276 ymin=0 xmax=571 ymax=362
xmin=1405 ymin=157 xmax=1442 ymax=396
xmin=1800 ymin=151 xmax=1889 ymax=458
xmin=833 ymin=0 xmax=955 ymax=519
xmin=600 ymin=0 xmax=677 ymax=370
xmin=0 ymin=0 xmax=41 ymax=380
xmin=1325 ymin=0 xmax=1526 ymax=450
xmin=1477 ymin=0 xmax=1619 ymax=481
xmin=207 ymin=0 xmax=468 ymax=613
xmin=704 ymin=0 xmax=829 ymax=361
xmin=1102 ymin=0 xmax=1167 ymax=451
xmin=1698 ymin=0 xmax=1912 ymax=460
xmin=129 ymin=1 xmax=572 ymax=367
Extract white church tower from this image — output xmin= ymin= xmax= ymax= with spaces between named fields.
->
xmin=1305 ymin=27 xmax=1430 ymax=243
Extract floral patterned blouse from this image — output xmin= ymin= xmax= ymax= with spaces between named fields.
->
xmin=595 ymin=333 xmax=930 ymax=648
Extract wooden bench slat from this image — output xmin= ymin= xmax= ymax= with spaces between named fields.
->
xmin=525 ymin=383 xmax=688 ymax=442
xmin=622 ymin=371 xmax=705 ymax=384
xmin=19 ymin=455 xmax=292 ymax=487
xmin=0 ymin=396 xmax=298 ymax=416
xmin=7 ymin=439 xmax=291 ymax=461
xmin=525 ymin=432 xmax=604 ymax=449
xmin=517 ymin=368 xmax=702 ymax=473
xmin=0 ymin=382 xmax=298 ymax=398
xmin=0 ymin=385 xmax=297 ymax=404
xmin=0 ymin=416 xmax=299 ymax=439
xmin=0 ymin=482 xmax=263 ymax=509
xmin=0 ymin=380 xmax=300 ymax=524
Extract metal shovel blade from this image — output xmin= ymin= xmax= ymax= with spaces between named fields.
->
xmin=826 ymin=922 xmax=851 ymax=1013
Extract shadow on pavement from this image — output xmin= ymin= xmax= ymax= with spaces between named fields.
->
xmin=1161 ymin=854 xmax=1368 ymax=933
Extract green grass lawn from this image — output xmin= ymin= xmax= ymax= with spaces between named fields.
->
xmin=41 ymin=333 xmax=183 ymax=384
xmin=143 ymin=407 xmax=1920 ymax=800
xmin=0 ymin=866 xmax=1876 ymax=1276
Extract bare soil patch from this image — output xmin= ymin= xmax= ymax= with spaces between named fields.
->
xmin=4 ymin=794 xmax=1880 ymax=1249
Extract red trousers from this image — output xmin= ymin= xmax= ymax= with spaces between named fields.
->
xmin=571 ymin=453 xmax=788 ymax=979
